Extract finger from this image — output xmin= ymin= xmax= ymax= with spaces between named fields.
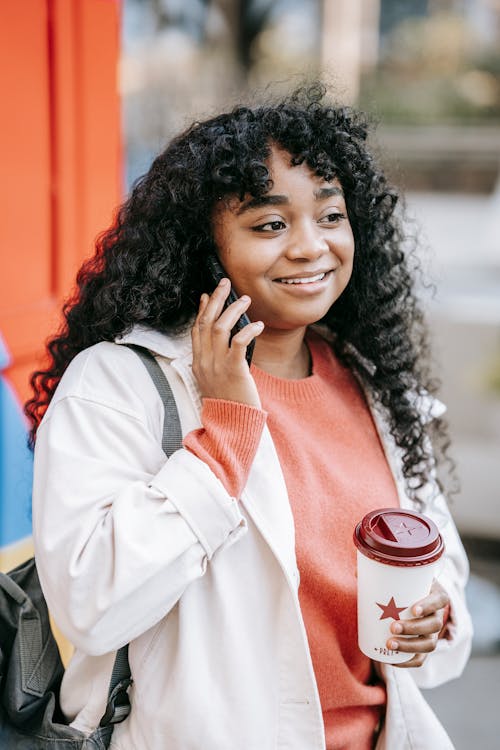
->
xmin=192 ymin=294 xmax=209 ymax=356
xmin=392 ymin=653 xmax=427 ymax=669
xmin=197 ymin=280 xmax=231 ymax=352
xmin=193 ymin=293 xmax=209 ymax=329
xmin=411 ymin=588 xmax=449 ymax=618
xmin=411 ymin=579 xmax=449 ymax=617
xmin=192 ymin=293 xmax=208 ymax=352
xmin=211 ymin=295 xmax=251 ymax=342
xmin=209 ymin=296 xmax=253 ymax=363
xmin=391 ymin=612 xmax=443 ymax=638
xmin=201 ymin=278 xmax=231 ymax=323
xmin=229 ymin=321 xmax=264 ymax=363
xmin=191 ymin=294 xmax=208 ymax=376
xmin=387 ymin=633 xmax=438 ymax=654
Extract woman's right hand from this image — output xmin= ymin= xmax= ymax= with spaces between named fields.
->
xmin=191 ymin=278 xmax=264 ymax=408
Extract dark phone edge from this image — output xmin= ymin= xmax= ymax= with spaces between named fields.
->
xmin=205 ymin=254 xmax=255 ymax=366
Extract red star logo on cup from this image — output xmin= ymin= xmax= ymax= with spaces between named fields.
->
xmin=376 ymin=596 xmax=407 ymax=620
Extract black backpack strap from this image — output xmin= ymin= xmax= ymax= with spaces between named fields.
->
xmin=99 ymin=343 xmax=183 ymax=728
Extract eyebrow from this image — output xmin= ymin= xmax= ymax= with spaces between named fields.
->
xmin=315 ymin=186 xmax=344 ymax=200
xmin=236 ymin=185 xmax=344 ymax=215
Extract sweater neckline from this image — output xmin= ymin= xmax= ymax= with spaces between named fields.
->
xmin=250 ymin=331 xmax=338 ymax=403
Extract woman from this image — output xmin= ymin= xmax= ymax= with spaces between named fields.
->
xmin=28 ymin=85 xmax=472 ymax=749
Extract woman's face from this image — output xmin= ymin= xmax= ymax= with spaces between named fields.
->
xmin=212 ymin=147 xmax=355 ymax=332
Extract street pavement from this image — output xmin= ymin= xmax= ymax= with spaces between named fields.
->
xmin=424 ymin=653 xmax=500 ymax=749
xmin=424 ymin=550 xmax=500 ymax=749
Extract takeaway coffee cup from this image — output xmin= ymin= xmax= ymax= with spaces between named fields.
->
xmin=353 ymin=508 xmax=444 ymax=664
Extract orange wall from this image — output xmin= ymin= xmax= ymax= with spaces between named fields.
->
xmin=0 ymin=0 xmax=122 ymax=405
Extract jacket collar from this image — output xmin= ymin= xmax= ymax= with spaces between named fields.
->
xmin=116 ymin=322 xmax=363 ymax=368
xmin=116 ymin=323 xmax=445 ymax=422
xmin=116 ymin=324 xmax=193 ymax=361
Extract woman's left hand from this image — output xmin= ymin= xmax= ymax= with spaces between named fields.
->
xmin=388 ymin=580 xmax=450 ymax=668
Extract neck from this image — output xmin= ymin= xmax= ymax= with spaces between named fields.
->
xmin=252 ymin=326 xmax=310 ymax=379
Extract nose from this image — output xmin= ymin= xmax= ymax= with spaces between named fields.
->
xmin=285 ymin=220 xmax=329 ymax=261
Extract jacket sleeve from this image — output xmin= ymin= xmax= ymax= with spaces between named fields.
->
xmin=373 ymin=390 xmax=473 ymax=689
xmin=33 ymin=392 xmax=247 ymax=656
xmin=408 ymin=488 xmax=473 ymax=688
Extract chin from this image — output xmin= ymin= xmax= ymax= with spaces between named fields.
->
xmin=267 ymin=315 xmax=327 ymax=331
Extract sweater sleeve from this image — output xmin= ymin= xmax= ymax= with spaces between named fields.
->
xmin=183 ymin=398 xmax=267 ymax=498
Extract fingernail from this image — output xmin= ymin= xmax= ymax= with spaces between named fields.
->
xmin=389 ymin=640 xmax=399 ymax=650
xmin=255 ymin=321 xmax=264 ymax=329
xmin=219 ymin=278 xmax=229 ymax=286
xmin=391 ymin=623 xmax=403 ymax=634
xmin=240 ymin=295 xmax=250 ymax=303
xmin=413 ymin=605 xmax=423 ymax=616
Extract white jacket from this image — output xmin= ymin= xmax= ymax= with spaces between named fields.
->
xmin=32 ymin=325 xmax=473 ymax=750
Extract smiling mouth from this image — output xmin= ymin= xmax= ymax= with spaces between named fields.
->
xmin=274 ymin=270 xmax=333 ymax=285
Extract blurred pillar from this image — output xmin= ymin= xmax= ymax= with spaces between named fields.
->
xmin=321 ymin=0 xmax=380 ymax=102
xmin=361 ymin=0 xmax=381 ymax=72
xmin=0 ymin=0 xmax=122 ymax=409
xmin=0 ymin=0 xmax=122 ymax=579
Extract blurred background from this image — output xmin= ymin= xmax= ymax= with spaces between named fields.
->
xmin=1 ymin=1 xmax=499 ymax=747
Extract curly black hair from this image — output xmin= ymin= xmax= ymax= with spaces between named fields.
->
xmin=25 ymin=83 xmax=451 ymax=502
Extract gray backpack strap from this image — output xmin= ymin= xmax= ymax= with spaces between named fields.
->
xmin=124 ymin=343 xmax=183 ymax=457
xmin=98 ymin=645 xmax=133 ymax=728
xmin=98 ymin=644 xmax=132 ymax=728
xmin=99 ymin=344 xmax=183 ymax=729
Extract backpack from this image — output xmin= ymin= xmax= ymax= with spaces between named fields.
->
xmin=0 ymin=345 xmax=182 ymax=748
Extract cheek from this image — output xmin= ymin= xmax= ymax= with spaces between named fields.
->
xmin=221 ymin=243 xmax=275 ymax=287
xmin=342 ymin=225 xmax=355 ymax=254
xmin=335 ymin=234 xmax=355 ymax=286
xmin=217 ymin=251 xmax=266 ymax=298
xmin=328 ymin=230 xmax=355 ymax=268
xmin=213 ymin=231 xmax=234 ymax=267
xmin=339 ymin=233 xmax=355 ymax=271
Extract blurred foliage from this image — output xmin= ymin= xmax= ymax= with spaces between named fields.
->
xmin=359 ymin=12 xmax=500 ymax=124
xmin=122 ymin=1 xmax=500 ymax=187
xmin=121 ymin=0 xmax=320 ymax=186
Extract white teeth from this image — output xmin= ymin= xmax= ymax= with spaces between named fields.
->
xmin=278 ymin=272 xmax=326 ymax=285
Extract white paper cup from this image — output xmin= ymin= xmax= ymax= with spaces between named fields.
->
xmin=354 ymin=508 xmax=444 ymax=664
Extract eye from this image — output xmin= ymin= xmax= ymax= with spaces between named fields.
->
xmin=252 ymin=220 xmax=286 ymax=232
xmin=318 ymin=212 xmax=346 ymax=225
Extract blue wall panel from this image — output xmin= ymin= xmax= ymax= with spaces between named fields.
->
xmin=0 ymin=333 xmax=33 ymax=547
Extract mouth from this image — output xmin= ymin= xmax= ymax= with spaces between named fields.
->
xmin=273 ymin=270 xmax=334 ymax=285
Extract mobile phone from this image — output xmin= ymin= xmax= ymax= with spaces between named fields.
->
xmin=206 ymin=254 xmax=255 ymax=366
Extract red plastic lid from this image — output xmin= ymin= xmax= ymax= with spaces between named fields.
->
xmin=353 ymin=508 xmax=444 ymax=566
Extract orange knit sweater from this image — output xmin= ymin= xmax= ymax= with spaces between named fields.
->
xmin=184 ymin=331 xmax=400 ymax=749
